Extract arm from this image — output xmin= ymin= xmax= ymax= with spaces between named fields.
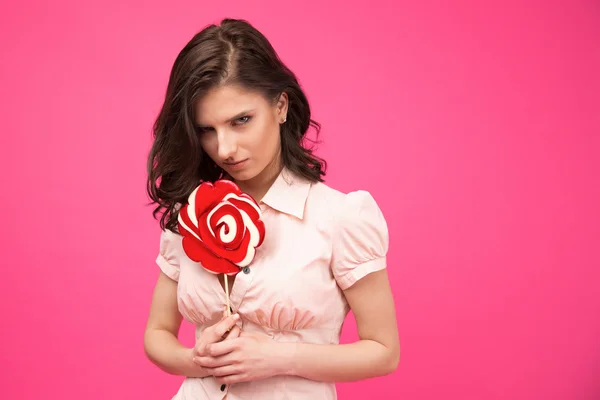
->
xmin=144 ymin=271 xmax=210 ymax=378
xmin=283 ymin=268 xmax=399 ymax=381
xmin=200 ymin=269 xmax=400 ymax=384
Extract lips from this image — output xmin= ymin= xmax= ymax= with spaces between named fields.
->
xmin=225 ymin=159 xmax=247 ymax=166
xmin=224 ymin=159 xmax=249 ymax=170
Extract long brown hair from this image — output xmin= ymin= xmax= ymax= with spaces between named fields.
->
xmin=146 ymin=19 xmax=326 ymax=232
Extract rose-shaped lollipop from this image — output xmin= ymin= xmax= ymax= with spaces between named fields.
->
xmin=178 ymin=180 xmax=266 ymax=274
xmin=177 ymin=180 xmax=265 ymax=313
xmin=178 ymin=179 xmax=265 ymax=314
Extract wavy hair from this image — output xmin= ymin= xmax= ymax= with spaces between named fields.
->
xmin=146 ymin=19 xmax=326 ymax=232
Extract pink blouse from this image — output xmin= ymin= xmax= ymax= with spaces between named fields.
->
xmin=156 ymin=168 xmax=389 ymax=399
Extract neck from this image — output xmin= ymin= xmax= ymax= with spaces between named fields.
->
xmin=235 ymin=157 xmax=282 ymax=202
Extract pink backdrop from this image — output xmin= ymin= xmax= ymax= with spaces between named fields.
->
xmin=1 ymin=0 xmax=599 ymax=399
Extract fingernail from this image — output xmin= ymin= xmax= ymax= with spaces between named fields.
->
xmin=233 ymin=314 xmax=240 ymax=320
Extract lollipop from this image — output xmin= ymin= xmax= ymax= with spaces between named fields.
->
xmin=177 ymin=180 xmax=266 ymax=315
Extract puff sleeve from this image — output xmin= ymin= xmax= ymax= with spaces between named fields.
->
xmin=331 ymin=191 xmax=390 ymax=290
xmin=155 ymin=229 xmax=182 ymax=282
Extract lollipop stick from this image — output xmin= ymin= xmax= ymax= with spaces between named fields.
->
xmin=224 ymin=274 xmax=231 ymax=316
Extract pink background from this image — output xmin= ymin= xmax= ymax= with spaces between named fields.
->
xmin=1 ymin=0 xmax=599 ymax=399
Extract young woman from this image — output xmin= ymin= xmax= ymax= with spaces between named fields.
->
xmin=144 ymin=18 xmax=399 ymax=399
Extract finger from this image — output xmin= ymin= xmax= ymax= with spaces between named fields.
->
xmin=209 ymin=314 xmax=240 ymax=342
xmin=194 ymin=355 xmax=222 ymax=368
xmin=210 ymin=364 xmax=242 ymax=377
xmin=223 ymin=325 xmax=241 ymax=340
xmin=207 ymin=337 xmax=241 ymax=357
xmin=216 ymin=374 xmax=249 ymax=385
xmin=220 ymin=324 xmax=240 ymax=340
xmin=194 ymin=352 xmax=238 ymax=368
xmin=194 ymin=341 xmax=207 ymax=357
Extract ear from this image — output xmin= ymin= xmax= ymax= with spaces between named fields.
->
xmin=276 ymin=92 xmax=289 ymax=121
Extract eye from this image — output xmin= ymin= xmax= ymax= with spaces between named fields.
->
xmin=196 ymin=126 xmax=213 ymax=134
xmin=233 ymin=116 xmax=252 ymax=126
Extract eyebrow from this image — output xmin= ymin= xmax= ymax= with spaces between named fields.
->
xmin=196 ymin=109 xmax=255 ymax=128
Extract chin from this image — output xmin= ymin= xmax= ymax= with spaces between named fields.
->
xmin=225 ymin=167 xmax=258 ymax=182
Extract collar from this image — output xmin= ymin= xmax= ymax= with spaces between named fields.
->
xmin=260 ymin=167 xmax=312 ymax=220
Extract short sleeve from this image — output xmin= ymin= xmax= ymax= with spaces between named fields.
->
xmin=156 ymin=229 xmax=182 ymax=282
xmin=331 ymin=191 xmax=390 ymax=290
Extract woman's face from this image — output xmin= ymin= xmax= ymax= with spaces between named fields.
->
xmin=194 ymin=84 xmax=288 ymax=183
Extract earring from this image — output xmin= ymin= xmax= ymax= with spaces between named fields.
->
xmin=282 ymin=117 xmax=287 ymax=123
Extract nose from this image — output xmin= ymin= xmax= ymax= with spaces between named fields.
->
xmin=216 ymin=129 xmax=238 ymax=161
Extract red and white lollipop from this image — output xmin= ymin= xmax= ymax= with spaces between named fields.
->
xmin=177 ymin=180 xmax=266 ymax=314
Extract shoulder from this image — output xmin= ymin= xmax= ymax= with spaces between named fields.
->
xmin=156 ymin=227 xmax=184 ymax=281
xmin=313 ymin=182 xmax=389 ymax=290
xmin=309 ymin=181 xmax=385 ymax=221
xmin=158 ymin=227 xmax=184 ymax=263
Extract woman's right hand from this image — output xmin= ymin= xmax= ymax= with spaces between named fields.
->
xmin=190 ymin=313 xmax=241 ymax=373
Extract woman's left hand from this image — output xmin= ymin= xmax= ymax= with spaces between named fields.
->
xmin=194 ymin=332 xmax=293 ymax=384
